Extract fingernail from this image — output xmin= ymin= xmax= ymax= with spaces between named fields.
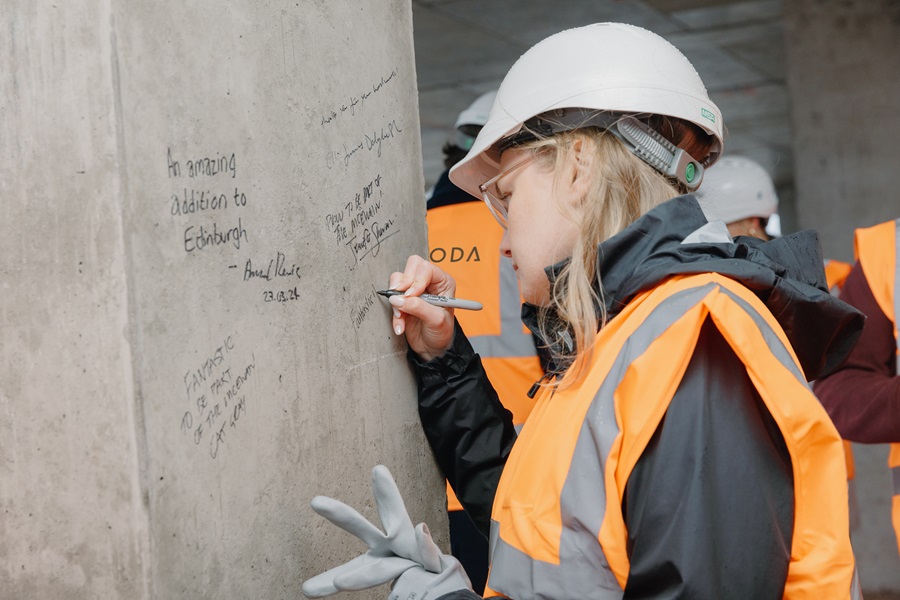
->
xmin=394 ymin=325 xmax=402 ymax=336
xmin=389 ymin=296 xmax=405 ymax=308
xmin=392 ymin=309 xmax=401 ymax=319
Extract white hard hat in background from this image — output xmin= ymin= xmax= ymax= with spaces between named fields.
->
xmin=455 ymin=90 xmax=497 ymax=130
xmin=450 ymin=22 xmax=724 ymax=199
xmin=695 ymin=155 xmax=779 ymax=229
xmin=454 ymin=90 xmax=498 ymax=151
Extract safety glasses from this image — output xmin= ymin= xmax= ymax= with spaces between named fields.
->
xmin=478 ymin=155 xmax=534 ymax=229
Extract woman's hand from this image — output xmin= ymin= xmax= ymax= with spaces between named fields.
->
xmin=387 ymin=255 xmax=457 ymax=362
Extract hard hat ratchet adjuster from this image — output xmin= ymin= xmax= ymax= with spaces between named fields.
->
xmin=497 ymin=108 xmax=704 ymax=190
xmin=614 ymin=117 xmax=704 ymax=190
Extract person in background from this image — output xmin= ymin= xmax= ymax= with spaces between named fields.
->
xmin=823 ymin=255 xmax=860 ymax=530
xmin=427 ymin=91 xmax=496 ymax=202
xmin=693 ymin=154 xmax=780 ymax=240
xmin=427 ymin=90 xmax=545 ymax=594
xmin=815 ymin=217 xmax=900 ymax=555
xmin=826 ymin=259 xmax=854 ymax=296
xmin=697 ymin=154 xmax=861 ymax=529
xmin=305 ymin=23 xmax=864 ymax=599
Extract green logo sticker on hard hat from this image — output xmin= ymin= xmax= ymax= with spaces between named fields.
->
xmin=685 ymin=162 xmax=696 ymax=183
xmin=701 ymin=108 xmax=716 ymax=123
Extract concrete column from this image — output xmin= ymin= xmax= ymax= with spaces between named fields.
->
xmin=0 ymin=2 xmax=151 ymax=597
xmin=786 ymin=1 xmax=900 ymax=593
xmin=1 ymin=1 xmax=445 ymax=598
xmin=785 ymin=0 xmax=900 ymax=262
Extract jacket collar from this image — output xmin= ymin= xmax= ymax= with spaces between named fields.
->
xmin=524 ymin=195 xmax=863 ymax=380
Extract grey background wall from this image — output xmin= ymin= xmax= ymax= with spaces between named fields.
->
xmin=785 ymin=0 xmax=900 ymax=592
xmin=1 ymin=1 xmax=446 ymax=598
xmin=785 ymin=0 xmax=900 ymax=263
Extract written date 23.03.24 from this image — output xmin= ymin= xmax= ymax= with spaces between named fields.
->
xmin=263 ymin=286 xmax=300 ymax=303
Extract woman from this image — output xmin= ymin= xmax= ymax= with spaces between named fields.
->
xmin=306 ymin=23 xmax=864 ymax=599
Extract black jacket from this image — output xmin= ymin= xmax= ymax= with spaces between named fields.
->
xmin=412 ymin=196 xmax=863 ymax=599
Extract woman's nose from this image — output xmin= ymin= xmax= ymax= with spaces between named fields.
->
xmin=499 ymin=229 xmax=512 ymax=258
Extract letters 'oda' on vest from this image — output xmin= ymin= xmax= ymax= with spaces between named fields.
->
xmin=426 ymin=200 xmax=544 ymax=512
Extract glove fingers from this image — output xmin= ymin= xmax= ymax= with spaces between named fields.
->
xmin=311 ymin=495 xmax=388 ymax=549
xmin=302 ymin=554 xmax=371 ymax=598
xmin=301 ymin=573 xmax=339 ymax=598
xmin=334 ymin=555 xmax=418 ymax=591
xmin=387 ymin=557 xmax=473 ymax=600
xmin=371 ymin=466 xmax=416 ymax=549
xmin=414 ymin=523 xmax=442 ymax=573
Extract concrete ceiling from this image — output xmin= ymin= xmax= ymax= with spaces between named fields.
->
xmin=412 ymin=0 xmax=792 ymax=214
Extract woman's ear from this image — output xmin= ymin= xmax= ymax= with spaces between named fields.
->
xmin=568 ymin=136 xmax=593 ymax=201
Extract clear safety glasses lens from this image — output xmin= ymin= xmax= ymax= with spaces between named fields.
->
xmin=481 ymin=188 xmax=509 ymax=229
xmin=478 ymin=156 xmax=533 ymax=230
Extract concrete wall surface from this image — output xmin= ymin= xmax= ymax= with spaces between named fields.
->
xmin=1 ymin=1 xmax=447 ymax=599
xmin=849 ymin=443 xmax=900 ymax=594
xmin=785 ymin=3 xmax=900 ymax=593
xmin=0 ymin=2 xmax=150 ymax=597
xmin=785 ymin=0 xmax=900 ymax=262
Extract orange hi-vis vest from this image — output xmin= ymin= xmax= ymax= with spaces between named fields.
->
xmin=427 ymin=201 xmax=544 ymax=512
xmin=485 ymin=273 xmax=859 ymax=599
xmin=854 ymin=218 xmax=900 ymax=556
xmin=826 ymin=259 xmax=853 ymax=297
xmin=824 ymin=259 xmax=856 ymax=481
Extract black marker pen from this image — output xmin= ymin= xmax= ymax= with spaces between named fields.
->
xmin=376 ymin=289 xmax=483 ymax=311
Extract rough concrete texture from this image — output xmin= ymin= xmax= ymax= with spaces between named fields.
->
xmin=785 ymin=0 xmax=900 ymax=262
xmin=785 ymin=5 xmax=900 ymax=590
xmin=850 ymin=444 xmax=900 ymax=593
xmin=2 ymin=1 xmax=447 ymax=598
xmin=0 ymin=2 xmax=150 ymax=598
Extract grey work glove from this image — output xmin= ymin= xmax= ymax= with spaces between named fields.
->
xmin=302 ymin=465 xmax=473 ymax=599
xmin=387 ymin=553 xmax=474 ymax=600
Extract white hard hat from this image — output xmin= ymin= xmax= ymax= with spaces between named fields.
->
xmin=454 ymin=90 xmax=498 ymax=151
xmin=455 ymin=90 xmax=497 ymax=130
xmin=449 ymin=23 xmax=724 ymax=199
xmin=694 ymin=155 xmax=779 ymax=225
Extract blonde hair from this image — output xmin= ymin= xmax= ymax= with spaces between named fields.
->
xmin=513 ymin=117 xmax=715 ymax=388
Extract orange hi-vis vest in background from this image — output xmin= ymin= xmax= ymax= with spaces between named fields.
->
xmin=824 ymin=259 xmax=856 ymax=481
xmin=427 ymin=200 xmax=544 ymax=512
xmin=854 ymin=218 xmax=900 ymax=556
xmin=485 ymin=273 xmax=859 ymax=599
xmin=826 ymin=259 xmax=853 ymax=297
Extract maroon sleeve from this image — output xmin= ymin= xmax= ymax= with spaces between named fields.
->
xmin=813 ymin=262 xmax=900 ymax=443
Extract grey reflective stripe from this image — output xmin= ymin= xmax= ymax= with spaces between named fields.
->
xmin=893 ymin=220 xmax=900 ymax=373
xmin=489 ymin=283 xmax=725 ymax=599
xmin=851 ymin=567 xmax=863 ymax=600
xmin=716 ymin=286 xmax=808 ymax=383
xmin=893 ymin=465 xmax=900 ymax=496
xmin=470 ymin=257 xmax=537 ymax=358
xmin=488 ymin=281 xmax=819 ymax=600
